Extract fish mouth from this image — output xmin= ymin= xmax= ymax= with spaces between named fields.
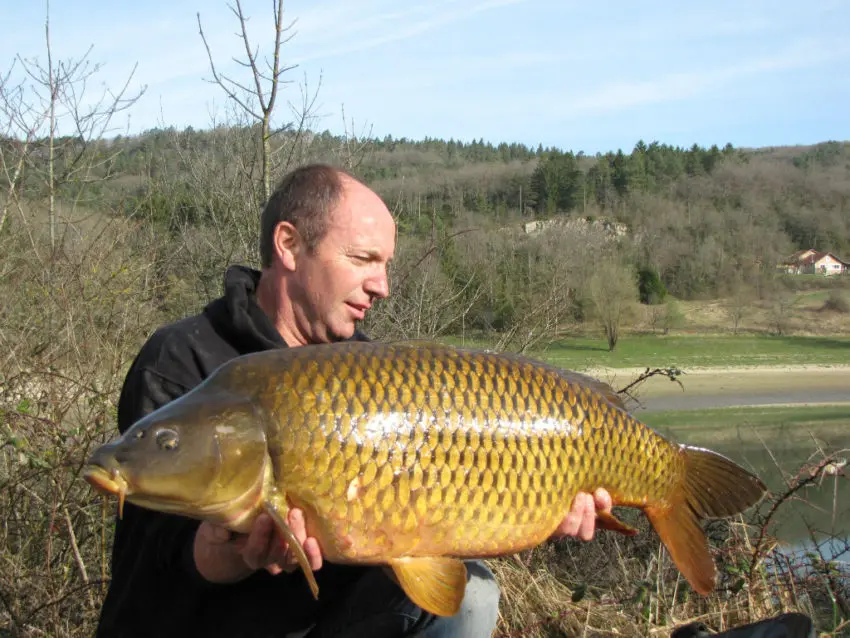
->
xmin=84 ymin=465 xmax=129 ymax=518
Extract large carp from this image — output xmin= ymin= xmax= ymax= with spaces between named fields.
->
xmin=84 ymin=341 xmax=766 ymax=616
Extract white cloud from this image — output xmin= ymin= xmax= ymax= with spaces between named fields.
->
xmin=289 ymin=0 xmax=530 ymax=63
xmin=540 ymin=37 xmax=850 ymax=119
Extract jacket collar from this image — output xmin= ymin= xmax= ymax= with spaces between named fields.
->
xmin=207 ymin=265 xmax=370 ymax=354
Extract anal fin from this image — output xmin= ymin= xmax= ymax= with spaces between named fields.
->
xmin=389 ymin=557 xmax=467 ymax=617
xmin=596 ymin=510 xmax=639 ymax=536
xmin=263 ymin=497 xmax=320 ymax=600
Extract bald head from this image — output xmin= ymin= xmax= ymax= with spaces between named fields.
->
xmin=256 ymin=163 xmax=396 ymax=346
xmin=259 ymin=163 xmax=356 ymax=267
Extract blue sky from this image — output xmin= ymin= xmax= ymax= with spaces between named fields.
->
xmin=2 ymin=0 xmax=848 ymax=154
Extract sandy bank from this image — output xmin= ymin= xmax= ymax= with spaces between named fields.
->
xmin=582 ymin=364 xmax=850 ymax=400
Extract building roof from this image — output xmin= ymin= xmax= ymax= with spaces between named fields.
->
xmin=782 ymin=249 xmax=849 ymax=267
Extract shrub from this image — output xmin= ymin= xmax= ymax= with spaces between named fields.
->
xmin=823 ymin=290 xmax=850 ymax=313
xmin=638 ymin=267 xmax=667 ymax=305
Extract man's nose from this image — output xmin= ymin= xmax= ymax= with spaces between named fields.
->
xmin=365 ymin=269 xmax=390 ymax=299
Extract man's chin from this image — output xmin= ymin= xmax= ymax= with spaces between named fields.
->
xmin=327 ymin=321 xmax=357 ymax=343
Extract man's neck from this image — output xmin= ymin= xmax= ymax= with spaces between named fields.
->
xmin=255 ymin=270 xmax=307 ymax=348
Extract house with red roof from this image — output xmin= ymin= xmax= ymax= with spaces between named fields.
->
xmin=780 ymin=249 xmax=849 ymax=275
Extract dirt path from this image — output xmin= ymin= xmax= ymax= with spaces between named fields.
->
xmin=584 ymin=364 xmax=850 ymax=411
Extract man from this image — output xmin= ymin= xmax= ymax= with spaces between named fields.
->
xmin=96 ymin=163 xmax=612 ymax=637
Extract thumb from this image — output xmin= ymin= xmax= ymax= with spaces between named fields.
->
xmin=201 ymin=521 xmax=233 ymax=544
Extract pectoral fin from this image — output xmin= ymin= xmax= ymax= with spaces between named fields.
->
xmin=263 ymin=497 xmax=320 ymax=600
xmin=388 ymin=557 xmax=467 ymax=617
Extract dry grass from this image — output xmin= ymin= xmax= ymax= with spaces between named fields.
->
xmin=646 ymin=284 xmax=850 ymax=337
xmin=0 ymin=200 xmax=184 ymax=636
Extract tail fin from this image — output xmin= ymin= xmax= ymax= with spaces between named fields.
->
xmin=645 ymin=446 xmax=766 ymax=595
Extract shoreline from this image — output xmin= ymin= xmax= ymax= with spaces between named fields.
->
xmin=582 ymin=362 xmax=850 ymax=377
xmin=640 ymin=400 xmax=850 ymax=410
xmin=580 ymin=363 xmax=850 ymax=403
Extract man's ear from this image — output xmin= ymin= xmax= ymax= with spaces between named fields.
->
xmin=272 ymin=222 xmax=301 ymax=271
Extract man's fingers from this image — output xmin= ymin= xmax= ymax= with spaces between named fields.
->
xmin=562 ymin=493 xmax=594 ymax=539
xmin=558 ymin=512 xmax=581 ymax=537
xmin=262 ymin=508 xmax=308 ymax=574
xmin=266 ymin=508 xmax=301 ymax=572
xmin=578 ymin=494 xmax=596 ymax=541
xmin=242 ymin=514 xmax=276 ymax=570
xmin=573 ymin=492 xmax=591 ymax=516
xmin=198 ymin=521 xmax=233 ymax=545
xmin=241 ymin=508 xmax=324 ymax=576
xmin=275 ymin=536 xmax=321 ymax=574
xmin=303 ymin=537 xmax=323 ymax=571
xmin=571 ymin=492 xmax=591 ymax=540
xmin=594 ymin=487 xmax=613 ymax=513
xmin=288 ymin=508 xmax=307 ymax=543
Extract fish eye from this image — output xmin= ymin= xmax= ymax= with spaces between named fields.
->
xmin=155 ymin=429 xmax=179 ymax=451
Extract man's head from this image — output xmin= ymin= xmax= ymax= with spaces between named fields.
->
xmin=257 ymin=164 xmax=396 ymax=346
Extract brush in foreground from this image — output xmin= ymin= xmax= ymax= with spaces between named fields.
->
xmin=84 ymin=342 xmax=766 ymax=616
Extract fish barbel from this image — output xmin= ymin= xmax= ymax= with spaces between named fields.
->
xmin=84 ymin=341 xmax=766 ymax=616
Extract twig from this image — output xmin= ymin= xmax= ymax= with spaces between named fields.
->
xmin=616 ymin=366 xmax=685 ymax=406
xmin=748 ymin=453 xmax=848 ymax=583
xmin=22 ymin=579 xmax=110 ymax=624
xmin=0 ymin=584 xmax=24 ymax=634
xmin=393 ymin=227 xmax=480 ymax=290
xmin=63 ymin=506 xmax=95 ymax=610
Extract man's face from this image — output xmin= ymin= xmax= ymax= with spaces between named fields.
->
xmin=290 ymin=179 xmax=396 ymax=343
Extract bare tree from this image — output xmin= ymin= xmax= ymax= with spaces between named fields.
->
xmin=768 ymin=292 xmax=799 ymax=336
xmin=336 ymin=104 xmax=375 ymax=172
xmin=0 ymin=7 xmax=156 ymax=635
xmin=365 ymin=229 xmax=483 ymax=341
xmin=585 ymin=258 xmax=639 ymax=351
xmin=726 ymin=277 xmax=752 ymax=335
xmin=488 ymin=227 xmax=584 ymax=353
xmin=0 ymin=14 xmax=143 ymax=252
xmin=661 ymin=299 xmax=685 ymax=335
xmin=197 ymin=0 xmax=320 ymax=203
xmin=175 ymin=0 xmax=374 ymax=302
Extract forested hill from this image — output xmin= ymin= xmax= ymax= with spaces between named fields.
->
xmin=6 ymin=127 xmax=849 ymax=300
xmin=356 ymin=136 xmax=850 ymax=299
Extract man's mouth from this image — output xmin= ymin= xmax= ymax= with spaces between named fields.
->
xmin=346 ymin=302 xmax=370 ymax=319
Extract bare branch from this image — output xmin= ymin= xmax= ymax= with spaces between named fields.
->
xmin=198 ymin=0 xmax=309 ymax=201
xmin=234 ymin=0 xmax=266 ymax=109
xmin=196 ymin=12 xmax=262 ymax=120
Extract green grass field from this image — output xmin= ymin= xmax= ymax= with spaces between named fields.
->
xmin=640 ymin=404 xmax=850 ymax=432
xmin=523 ymin=334 xmax=850 ymax=370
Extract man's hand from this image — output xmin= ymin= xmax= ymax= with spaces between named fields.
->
xmin=550 ymin=488 xmax=613 ymax=541
xmin=193 ymin=508 xmax=323 ymax=584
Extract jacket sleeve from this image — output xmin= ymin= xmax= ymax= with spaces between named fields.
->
xmin=96 ymin=350 xmax=216 ymax=636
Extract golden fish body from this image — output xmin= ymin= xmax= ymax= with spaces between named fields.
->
xmin=265 ymin=343 xmax=678 ymax=563
xmin=84 ymin=341 xmax=765 ymax=617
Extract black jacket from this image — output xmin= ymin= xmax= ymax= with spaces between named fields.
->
xmin=96 ymin=266 xmax=369 ymax=638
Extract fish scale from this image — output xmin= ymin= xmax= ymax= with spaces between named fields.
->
xmin=84 ymin=340 xmax=767 ymax=618
xmin=261 ymin=343 xmax=679 ymax=562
